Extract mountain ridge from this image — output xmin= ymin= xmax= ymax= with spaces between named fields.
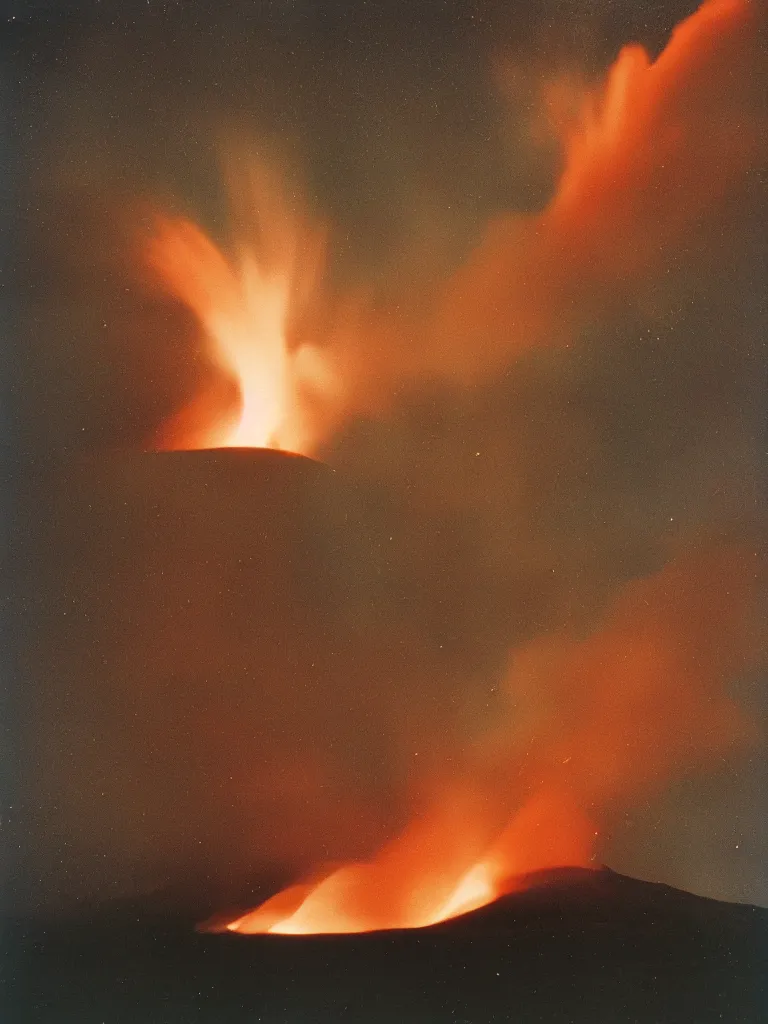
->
xmin=10 ymin=866 xmax=767 ymax=1022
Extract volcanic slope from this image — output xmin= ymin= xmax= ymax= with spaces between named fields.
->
xmin=11 ymin=867 xmax=768 ymax=1023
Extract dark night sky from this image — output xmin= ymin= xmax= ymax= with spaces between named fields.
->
xmin=2 ymin=0 xmax=766 ymax=917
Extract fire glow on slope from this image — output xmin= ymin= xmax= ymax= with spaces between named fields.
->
xmin=210 ymin=787 xmax=596 ymax=935
xmin=204 ymin=548 xmax=760 ymax=936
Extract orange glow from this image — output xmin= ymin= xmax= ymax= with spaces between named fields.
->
xmin=145 ymin=165 xmax=334 ymax=453
xmin=431 ymin=0 xmax=761 ymax=379
xmin=207 ymin=786 xmax=594 ymax=935
xmin=144 ymin=0 xmax=760 ymax=446
xmin=202 ymin=544 xmax=760 ymax=936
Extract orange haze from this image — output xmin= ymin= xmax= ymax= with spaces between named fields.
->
xmin=146 ymin=162 xmax=335 ymax=452
xmin=432 ymin=0 xmax=762 ymax=378
xmin=202 ymin=548 xmax=761 ymax=934
xmin=146 ymin=0 xmax=761 ymax=455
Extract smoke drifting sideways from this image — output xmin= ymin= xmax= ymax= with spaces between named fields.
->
xmin=10 ymin=0 xmax=767 ymax=916
xmin=145 ymin=0 xmax=765 ymax=456
xmin=216 ymin=547 xmax=762 ymax=934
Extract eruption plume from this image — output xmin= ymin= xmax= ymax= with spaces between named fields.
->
xmin=204 ymin=546 xmax=762 ymax=935
xmin=146 ymin=0 xmax=762 ymax=452
xmin=146 ymin=162 xmax=334 ymax=452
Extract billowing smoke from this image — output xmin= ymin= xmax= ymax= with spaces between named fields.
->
xmin=142 ymin=0 xmax=764 ymax=454
xmin=210 ymin=544 xmax=763 ymax=933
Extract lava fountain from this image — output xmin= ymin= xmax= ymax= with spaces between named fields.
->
xmin=146 ymin=161 xmax=335 ymax=454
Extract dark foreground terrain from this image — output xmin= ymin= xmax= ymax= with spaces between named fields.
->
xmin=6 ymin=868 xmax=767 ymax=1023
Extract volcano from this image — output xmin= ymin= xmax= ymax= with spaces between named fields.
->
xmin=11 ymin=867 xmax=767 ymax=1023
xmin=8 ymin=0 xmax=766 ymax=1019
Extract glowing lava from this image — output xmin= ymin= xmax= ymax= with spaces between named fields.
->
xmin=201 ymin=543 xmax=759 ymax=936
xmin=146 ymin=164 xmax=333 ymax=454
xmin=204 ymin=787 xmax=597 ymax=935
